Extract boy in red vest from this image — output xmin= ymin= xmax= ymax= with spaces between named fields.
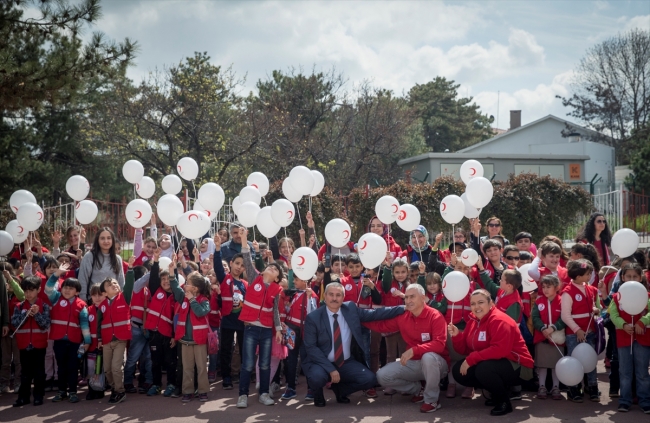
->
xmin=12 ymin=276 xmax=51 ymax=407
xmin=529 ymin=242 xmax=571 ymax=292
xmin=45 ymin=263 xmax=91 ymax=404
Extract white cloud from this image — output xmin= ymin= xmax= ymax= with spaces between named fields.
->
xmin=624 ymin=14 xmax=650 ymax=31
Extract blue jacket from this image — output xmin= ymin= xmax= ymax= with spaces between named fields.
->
xmin=220 ymin=240 xmax=254 ymax=264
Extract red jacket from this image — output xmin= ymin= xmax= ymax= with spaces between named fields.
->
xmin=494 ymin=289 xmax=523 ymax=322
xmin=145 ymin=287 xmax=176 ymax=338
xmin=364 ymin=306 xmax=449 ymax=364
xmin=451 ymin=307 xmax=534 ymax=368
xmin=99 ymin=293 xmax=132 ymax=342
xmin=49 ymin=296 xmax=86 ymax=343
xmin=239 ymin=275 xmax=282 ymax=327
xmin=562 ymin=282 xmax=600 ymax=335
xmin=285 ymin=290 xmax=319 ymax=329
xmin=219 ymin=274 xmax=248 ymax=317
xmin=14 ymin=299 xmax=49 ymax=350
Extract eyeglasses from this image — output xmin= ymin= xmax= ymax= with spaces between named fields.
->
xmin=505 ymin=256 xmax=520 ymax=261
xmin=595 ymin=219 xmax=606 ymax=224
xmin=488 ymin=223 xmax=501 ymax=228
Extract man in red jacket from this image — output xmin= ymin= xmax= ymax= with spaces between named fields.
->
xmin=363 ymin=284 xmax=448 ymax=413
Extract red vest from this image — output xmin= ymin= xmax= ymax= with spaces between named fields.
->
xmin=220 ymin=274 xmax=248 ymax=317
xmin=15 ymin=299 xmax=49 ymax=350
xmin=145 ymin=287 xmax=176 ymax=338
xmin=537 ymin=266 xmax=570 ymax=293
xmin=49 ymin=296 xmax=86 ymax=343
xmin=133 ymin=251 xmax=151 ymax=267
xmin=239 ymin=276 xmax=283 ymax=327
xmin=130 ymin=288 xmax=149 ymax=325
xmin=208 ymin=290 xmax=221 ymax=328
xmin=521 ymin=292 xmax=532 ymax=317
xmin=100 ymin=293 xmax=132 ymax=341
xmin=495 ymin=289 xmax=523 ymax=322
xmin=381 ymin=280 xmax=408 ymax=308
xmin=37 ymin=272 xmax=53 ymax=306
xmin=613 ymin=293 xmax=650 ymax=348
xmin=445 ymin=281 xmax=475 ymax=325
xmin=533 ymin=296 xmax=563 ymax=345
xmin=88 ymin=305 xmax=98 ymax=350
xmin=285 ymin=290 xmax=319 ymax=328
xmin=340 ymin=276 xmax=373 ymax=309
xmin=175 ymin=294 xmax=209 ymax=344
xmin=564 ymin=283 xmax=599 ymax=335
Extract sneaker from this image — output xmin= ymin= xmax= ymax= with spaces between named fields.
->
xmin=259 ymin=393 xmax=275 ymax=406
xmin=609 ymin=387 xmax=620 ymax=398
xmin=365 ymin=388 xmax=378 ymax=399
xmin=223 ymin=377 xmax=233 ymax=390
xmin=282 ymin=388 xmax=297 ymax=400
xmin=537 ymin=386 xmax=548 ymax=400
xmin=0 ymin=385 xmax=9 ymax=393
xmin=642 ymin=406 xmax=650 ymax=414
xmin=52 ymin=391 xmax=68 ymax=402
xmin=181 ymin=394 xmax=192 ymax=402
xmin=147 ymin=385 xmax=161 ymax=396
xmin=237 ymin=394 xmax=248 ymax=408
xmin=68 ymin=393 xmax=79 ymax=403
xmin=550 ymin=387 xmax=563 ymax=400
xmin=270 ymin=382 xmax=281 ymax=397
xmin=462 ymin=387 xmax=475 ymax=399
xmin=568 ymin=387 xmax=583 ymax=403
xmin=304 ymin=389 xmax=314 ymax=402
xmin=138 ymin=383 xmax=152 ymax=394
xmin=163 ymin=384 xmax=176 ymax=397
xmin=384 ymin=387 xmax=397 ymax=395
xmin=124 ymin=384 xmax=137 ymax=394
xmin=109 ymin=391 xmax=126 ymax=404
xmin=208 ymin=371 xmax=217 ymax=384
xmin=33 ymin=397 xmax=44 ymax=406
xmin=617 ymin=404 xmax=630 ymax=412
xmin=420 ymin=401 xmax=441 ymax=413
xmin=411 ymin=387 xmax=425 ymax=404
xmin=171 ymin=386 xmax=182 ymax=398
xmin=199 ymin=393 xmax=208 ymax=402
xmin=587 ymin=386 xmax=600 ymax=402
xmin=510 ymin=387 xmax=522 ymax=401
xmin=446 ymin=384 xmax=457 ymax=398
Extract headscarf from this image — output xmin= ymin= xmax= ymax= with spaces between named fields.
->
xmin=409 ymin=225 xmax=430 ymax=253
xmin=160 ymin=234 xmax=175 ymax=259
xmin=367 ymin=215 xmax=388 ymax=237
xmin=200 ymin=238 xmax=216 ymax=261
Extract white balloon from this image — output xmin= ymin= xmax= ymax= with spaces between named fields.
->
xmin=238 ymin=201 xmax=261 ymax=228
xmin=176 ymin=210 xmax=211 ymax=239
xmin=291 ymin=247 xmax=319 ymax=281
xmin=198 ymin=183 xmax=225 ymax=211
xmin=282 ymin=178 xmax=302 ymax=203
xmin=375 ymin=195 xmax=400 ymax=224
xmin=556 ymin=357 xmax=585 ymax=386
xmin=125 ymin=199 xmax=152 ymax=229
xmin=460 ymin=248 xmax=479 ymax=266
xmin=122 ymin=160 xmax=144 ymax=184
xmin=157 ymin=194 xmax=185 ymax=227
xmin=9 ymin=190 xmax=36 ymax=214
xmin=440 ymin=195 xmax=465 ymax=225
xmin=325 ymin=219 xmax=352 ymax=249
xmin=442 ymin=271 xmax=471 ymax=303
xmin=232 ymin=196 xmax=242 ymax=215
xmin=619 ymin=281 xmax=648 ymax=316
xmin=460 ymin=160 xmax=484 ymax=185
xmin=0 ymin=231 xmax=13 ymax=256
xmin=396 ymin=204 xmax=421 ymax=232
xmin=66 ymin=175 xmax=90 ymax=201
xmin=571 ymin=343 xmax=598 ymax=373
xmin=158 ymin=257 xmax=172 ymax=270
xmin=461 ymin=193 xmax=481 ymax=219
xmin=5 ymin=220 xmax=27 ymax=244
xmin=310 ymin=170 xmax=325 ymax=197
xmin=271 ymin=199 xmax=295 ymax=228
xmin=256 ymin=206 xmax=281 ymax=238
xmin=289 ymin=166 xmax=315 ymax=196
xmin=247 ymin=172 xmax=270 ymax=197
xmin=239 ymin=186 xmax=262 ymax=206
xmin=517 ymin=263 xmax=538 ymax=293
xmin=136 ymin=176 xmax=156 ymax=199
xmin=162 ymin=175 xmax=183 ymax=195
xmin=193 ymin=200 xmax=218 ymax=221
xmin=16 ymin=202 xmax=44 ymax=231
xmin=75 ymin=200 xmax=98 ymax=225
xmin=357 ymin=233 xmax=388 ymax=269
xmin=177 ymin=157 xmax=199 ymax=181
xmin=466 ymin=177 xmax=493 ymax=209
xmin=611 ymin=228 xmax=639 ymax=258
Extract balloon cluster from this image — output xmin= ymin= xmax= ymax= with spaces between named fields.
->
xmin=439 ymin=160 xmax=494 ymax=225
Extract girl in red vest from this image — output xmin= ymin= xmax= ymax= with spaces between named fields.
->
xmin=11 ymin=276 xmax=51 ymax=407
xmin=424 ymin=272 xmax=447 ymax=314
xmin=45 ymin=263 xmax=91 ymax=404
xmin=609 ymin=263 xmax=650 ymax=412
xmin=380 ymin=258 xmax=410 ymax=373
xmin=529 ymin=241 xmax=572 ymax=293
xmin=561 ymin=259 xmax=602 ymax=403
xmin=531 ymin=275 xmax=566 ymax=400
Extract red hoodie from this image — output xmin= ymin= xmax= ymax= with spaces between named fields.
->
xmin=451 ymin=307 xmax=534 ymax=368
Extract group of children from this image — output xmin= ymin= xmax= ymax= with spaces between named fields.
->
xmin=2 ymin=212 xmax=650 ymax=415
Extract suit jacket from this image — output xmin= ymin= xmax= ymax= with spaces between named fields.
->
xmin=302 ymin=302 xmax=405 ymax=374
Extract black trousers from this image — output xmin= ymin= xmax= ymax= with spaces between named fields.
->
xmin=306 ymin=358 xmax=376 ymax=397
xmin=53 ymin=339 xmax=80 ymax=393
xmin=18 ymin=348 xmax=46 ymax=401
xmin=149 ymin=331 xmax=177 ymax=387
xmin=286 ymin=326 xmax=304 ymax=390
xmin=220 ymin=328 xmax=243 ymax=379
xmin=452 ymin=358 xmax=522 ymax=404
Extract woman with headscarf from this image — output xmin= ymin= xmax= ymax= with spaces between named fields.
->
xmin=404 ymin=225 xmax=446 ymax=274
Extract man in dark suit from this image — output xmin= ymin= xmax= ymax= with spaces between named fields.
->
xmin=301 ymin=282 xmax=405 ymax=407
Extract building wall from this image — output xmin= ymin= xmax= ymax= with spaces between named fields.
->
xmin=463 ymin=119 xmax=571 ymax=153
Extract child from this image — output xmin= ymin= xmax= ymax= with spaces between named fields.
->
xmin=124 ymin=263 xmax=153 ymax=394
xmin=562 ymin=259 xmax=602 ymax=403
xmin=502 ymin=245 xmax=521 ymax=269
xmin=277 ymin=237 xmax=296 ymax=265
xmin=514 ymin=232 xmax=537 ymax=256
xmin=473 ymin=239 xmax=508 ymax=290
xmin=540 ymin=235 xmax=570 ymax=267
xmin=570 ymin=243 xmax=602 ymax=287
xmin=408 ymin=261 xmax=421 ymax=285
xmin=218 ymin=227 xmax=230 ymax=244
xmin=85 ymin=285 xmax=105 ymax=400
xmin=1 ymin=266 xmax=24 ymax=394
xmin=532 ymin=275 xmax=565 ymax=400
xmin=173 ymin=268 xmax=212 ymax=402
xmin=529 ymin=241 xmax=572 ymax=292
xmin=12 ymin=276 xmax=51 ymax=407
xmin=424 ymin=272 xmax=446 ymax=314
xmin=609 ymin=263 xmax=650 ymax=412
xmin=45 ymin=264 xmax=91 ymax=403
xmin=483 ymin=268 xmax=523 ymax=324
xmin=96 ymin=274 xmax=135 ymax=404
xmin=519 ymin=251 xmax=533 ymax=265
xmin=205 ymin=268 xmax=221 ymax=383
xmin=340 ymin=254 xmax=373 ymax=309
xmin=199 ymin=238 xmax=216 ymax=262
xmin=133 ymin=236 xmax=157 ymax=267
xmin=158 ymin=233 xmax=175 ymax=259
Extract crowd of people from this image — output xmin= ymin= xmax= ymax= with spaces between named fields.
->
xmin=2 ymin=210 xmax=649 ymax=416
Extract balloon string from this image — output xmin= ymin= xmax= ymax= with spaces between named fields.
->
xmin=415 ymin=231 xmax=423 ymax=263
xmin=191 ymin=181 xmax=197 ymax=201
xmin=549 ymin=338 xmax=565 ymax=357
xmin=295 ymin=202 xmax=304 ymax=230
xmin=252 ymin=226 xmax=256 ymax=242
xmin=284 ymin=226 xmax=287 ymax=240
xmin=631 ymin=316 xmax=634 ymax=355
xmin=263 ymin=197 xmax=268 ymax=207
xmin=309 ymin=197 xmax=312 ymax=213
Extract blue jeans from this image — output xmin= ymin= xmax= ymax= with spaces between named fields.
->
xmin=208 ymin=327 xmax=220 ymax=373
xmin=124 ymin=325 xmax=152 ymax=385
xmin=566 ymin=332 xmax=597 ymax=387
xmin=239 ymin=325 xmax=273 ymax=396
xmin=618 ymin=342 xmax=650 ymax=408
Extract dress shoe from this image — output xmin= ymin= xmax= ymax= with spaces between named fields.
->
xmin=13 ymin=398 xmax=28 ymax=407
xmin=314 ymin=389 xmax=326 ymax=407
xmin=490 ymin=401 xmax=513 ymax=416
xmin=331 ymin=384 xmax=350 ymax=403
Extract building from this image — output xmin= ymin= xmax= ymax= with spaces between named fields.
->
xmin=398 ymin=112 xmax=615 ymax=192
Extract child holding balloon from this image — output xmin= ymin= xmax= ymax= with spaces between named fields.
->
xmin=528 ymin=242 xmax=571 ymax=292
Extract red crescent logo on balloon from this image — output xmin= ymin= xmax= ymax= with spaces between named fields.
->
xmin=17 ymin=226 xmax=24 ymax=234
xmin=11 ymin=206 xmax=17 ymax=212
xmin=37 ymin=212 xmax=43 ymax=220
xmin=251 ymin=184 xmax=258 ymax=189
xmin=298 ymin=256 xmax=305 ymax=266
xmin=398 ymin=210 xmax=406 ymax=220
xmin=177 ymin=165 xmax=182 ymax=172
xmin=75 ymin=203 xmax=81 ymax=209
xmin=136 ymin=183 xmax=140 ymax=190
xmin=470 ymin=168 xmax=476 ymax=176
xmin=342 ymin=229 xmax=350 ymax=239
xmin=360 ymin=240 xmax=367 ymax=250
xmin=391 ymin=204 xmax=399 ymax=213
xmin=287 ymin=211 xmax=293 ymax=219
xmin=442 ymin=280 xmax=447 ymax=289
xmin=462 ymin=254 xmax=468 ymax=260
xmin=135 ymin=210 xmax=143 ymax=219
xmin=188 ymin=213 xmax=198 ymax=221
xmin=205 ymin=211 xmax=211 ymax=217
xmin=441 ymin=203 xmax=447 ymax=212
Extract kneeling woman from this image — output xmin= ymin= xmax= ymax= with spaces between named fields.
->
xmin=448 ymin=289 xmax=533 ymax=416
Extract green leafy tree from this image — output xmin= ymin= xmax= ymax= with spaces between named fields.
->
xmin=624 ymin=125 xmax=650 ymax=192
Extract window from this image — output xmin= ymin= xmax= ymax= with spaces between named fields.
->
xmin=515 ymin=165 xmax=539 ymax=176
xmin=441 ymin=163 xmax=461 ymax=178
xmin=539 ymin=165 xmax=565 ymax=181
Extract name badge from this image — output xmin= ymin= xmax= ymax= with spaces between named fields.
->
xmin=478 ymin=331 xmax=487 ymax=341
xmin=421 ymin=333 xmax=431 ymax=342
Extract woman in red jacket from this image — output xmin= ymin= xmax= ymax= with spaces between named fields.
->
xmin=448 ymin=289 xmax=533 ymax=416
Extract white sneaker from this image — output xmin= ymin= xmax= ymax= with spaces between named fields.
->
xmin=269 ymin=382 xmax=281 ymax=399
xmin=237 ymin=395 xmax=248 ymax=408
xmin=259 ymin=393 xmax=275 ymax=406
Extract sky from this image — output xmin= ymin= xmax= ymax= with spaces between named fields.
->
xmin=86 ymin=0 xmax=648 ymax=129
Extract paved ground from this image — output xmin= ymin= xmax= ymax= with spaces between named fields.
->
xmin=0 ymin=362 xmax=635 ymax=423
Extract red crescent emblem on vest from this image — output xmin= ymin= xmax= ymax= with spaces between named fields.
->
xmin=287 ymin=211 xmax=293 ymax=219
xmin=441 ymin=203 xmax=447 ymax=212
xmin=188 ymin=213 xmax=198 ymax=221
xmin=17 ymin=226 xmax=24 ymax=234
xmin=135 ymin=210 xmax=143 ymax=219
xmin=398 ymin=210 xmax=406 ymax=220
xmin=391 ymin=204 xmax=399 ymax=213
xmin=470 ymin=167 xmax=476 ymax=176
xmin=37 ymin=211 xmax=43 ymax=220
xmin=342 ymin=229 xmax=350 ymax=239
xmin=298 ymin=256 xmax=305 ymax=266
xmin=360 ymin=240 xmax=367 ymax=250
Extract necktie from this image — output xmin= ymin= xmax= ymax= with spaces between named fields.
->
xmin=332 ymin=313 xmax=344 ymax=367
